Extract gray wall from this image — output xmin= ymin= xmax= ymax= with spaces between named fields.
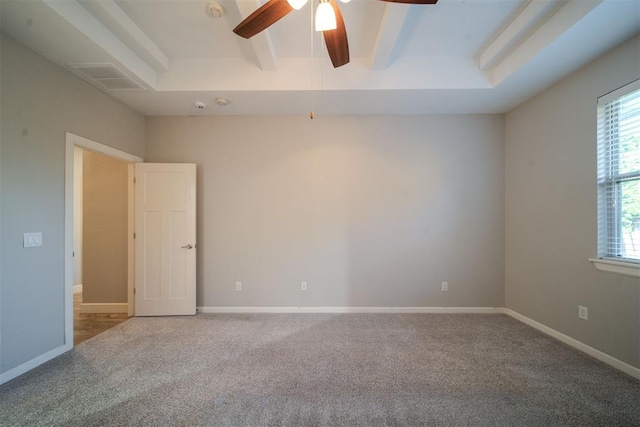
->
xmin=0 ymin=33 xmax=145 ymax=373
xmin=505 ymin=35 xmax=640 ymax=369
xmin=3 ymin=21 xmax=636 ymax=379
xmin=82 ymin=150 xmax=128 ymax=304
xmin=146 ymin=115 xmax=505 ymax=308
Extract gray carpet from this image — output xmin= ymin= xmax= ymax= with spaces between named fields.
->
xmin=0 ymin=314 xmax=638 ymax=426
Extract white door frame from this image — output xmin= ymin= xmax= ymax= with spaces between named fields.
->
xmin=64 ymin=132 xmax=142 ymax=349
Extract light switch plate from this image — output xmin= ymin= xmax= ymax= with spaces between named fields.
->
xmin=24 ymin=232 xmax=43 ymax=248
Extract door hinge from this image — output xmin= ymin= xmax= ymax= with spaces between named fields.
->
xmin=134 ymin=177 xmax=136 ymax=184
xmin=134 ymin=288 xmax=136 ymax=295
xmin=133 ymin=232 xmax=136 ymax=239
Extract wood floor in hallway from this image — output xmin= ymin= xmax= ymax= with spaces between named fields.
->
xmin=74 ymin=292 xmax=129 ymax=345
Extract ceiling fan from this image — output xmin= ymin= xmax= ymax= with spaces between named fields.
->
xmin=233 ymin=0 xmax=438 ymax=68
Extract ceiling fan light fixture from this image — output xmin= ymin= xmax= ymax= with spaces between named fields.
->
xmin=315 ymin=0 xmax=337 ymax=32
xmin=339 ymin=0 xmax=351 ymax=3
xmin=287 ymin=0 xmax=309 ymax=10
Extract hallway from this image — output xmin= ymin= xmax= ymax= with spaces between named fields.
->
xmin=74 ymin=292 xmax=128 ymax=345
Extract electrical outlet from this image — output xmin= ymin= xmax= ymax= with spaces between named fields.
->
xmin=578 ymin=305 xmax=588 ymax=320
xmin=301 ymin=281 xmax=308 ymax=291
xmin=235 ymin=281 xmax=242 ymax=291
xmin=441 ymin=281 xmax=448 ymax=292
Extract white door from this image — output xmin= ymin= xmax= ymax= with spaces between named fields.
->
xmin=134 ymin=163 xmax=196 ymax=316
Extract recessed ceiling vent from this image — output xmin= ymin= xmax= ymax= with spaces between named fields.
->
xmin=67 ymin=63 xmax=144 ymax=90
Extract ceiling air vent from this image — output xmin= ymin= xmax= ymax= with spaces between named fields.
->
xmin=67 ymin=63 xmax=144 ymax=91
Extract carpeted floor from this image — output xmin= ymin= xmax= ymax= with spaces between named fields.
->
xmin=0 ymin=313 xmax=638 ymax=426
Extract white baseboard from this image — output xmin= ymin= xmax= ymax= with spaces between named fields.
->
xmin=198 ymin=306 xmax=504 ymax=314
xmin=73 ymin=284 xmax=83 ymax=294
xmin=0 ymin=343 xmax=71 ymax=385
xmin=504 ymin=308 xmax=640 ymax=380
xmin=80 ymin=303 xmax=128 ymax=314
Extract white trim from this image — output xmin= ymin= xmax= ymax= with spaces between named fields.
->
xmin=66 ymin=133 xmax=143 ymax=163
xmin=479 ymin=0 xmax=554 ymax=70
xmin=64 ymin=137 xmax=75 ymax=349
xmin=490 ymin=0 xmax=602 ymax=86
xmin=589 ymin=258 xmax=640 ymax=278
xmin=127 ymin=164 xmax=135 ymax=317
xmin=198 ymin=306 xmax=504 ymax=314
xmin=80 ymin=303 xmax=128 ymax=314
xmin=505 ymin=309 xmax=640 ymax=380
xmin=65 ymin=133 xmax=142 ymax=349
xmin=0 ymin=344 xmax=70 ymax=385
xmin=597 ymin=78 xmax=640 ymax=105
xmin=73 ymin=284 xmax=83 ymax=294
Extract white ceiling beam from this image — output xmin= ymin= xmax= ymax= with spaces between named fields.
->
xmin=87 ymin=0 xmax=170 ymax=72
xmin=369 ymin=3 xmax=410 ymax=71
xmin=490 ymin=0 xmax=604 ymax=86
xmin=234 ymin=0 xmax=277 ymax=71
xmin=42 ymin=0 xmax=157 ymax=89
xmin=479 ymin=0 xmax=555 ymax=70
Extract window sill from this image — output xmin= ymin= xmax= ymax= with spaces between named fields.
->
xmin=589 ymin=258 xmax=640 ymax=278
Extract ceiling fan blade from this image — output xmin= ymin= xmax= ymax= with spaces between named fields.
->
xmin=378 ymin=0 xmax=438 ymax=4
xmin=323 ymin=0 xmax=350 ymax=68
xmin=233 ymin=0 xmax=293 ymax=39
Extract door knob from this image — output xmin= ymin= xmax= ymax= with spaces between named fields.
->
xmin=181 ymin=244 xmax=194 ymax=249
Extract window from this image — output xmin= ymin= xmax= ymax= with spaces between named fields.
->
xmin=597 ymin=79 xmax=640 ymax=262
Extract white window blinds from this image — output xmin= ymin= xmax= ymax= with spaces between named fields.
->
xmin=597 ymin=79 xmax=640 ymax=261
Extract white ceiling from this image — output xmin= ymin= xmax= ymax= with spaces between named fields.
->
xmin=1 ymin=0 xmax=639 ymax=116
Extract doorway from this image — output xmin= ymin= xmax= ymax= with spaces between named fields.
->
xmin=64 ymin=133 xmax=143 ymax=350
xmin=73 ymin=147 xmax=129 ymax=344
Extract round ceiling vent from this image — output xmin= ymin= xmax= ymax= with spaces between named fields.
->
xmin=207 ymin=2 xmax=225 ymax=18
